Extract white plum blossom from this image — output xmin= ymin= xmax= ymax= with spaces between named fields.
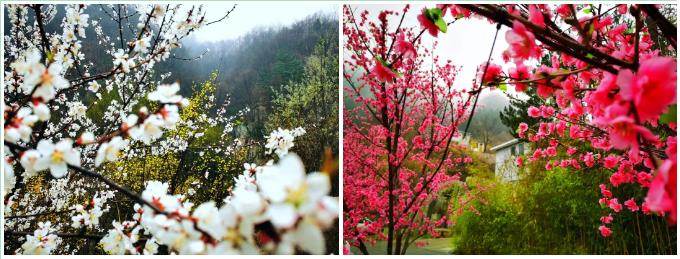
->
xmin=134 ymin=36 xmax=151 ymax=53
xmin=63 ymin=28 xmax=77 ymax=42
xmin=148 ymin=82 xmax=184 ymax=104
xmin=143 ymin=238 xmax=159 ymax=255
xmin=70 ymin=203 xmax=103 ymax=229
xmin=13 ymin=49 xmax=42 ymax=93
xmin=14 ymin=50 xmax=71 ymax=101
xmin=67 ymin=101 xmax=88 ymax=119
xmin=243 ymin=162 xmax=258 ymax=175
xmin=77 ymin=131 xmax=95 ymax=145
xmin=100 ymin=221 xmax=140 ymax=255
xmin=265 ymin=127 xmax=305 ymax=158
xmin=35 ymin=139 xmax=81 ymax=178
xmin=141 ymin=181 xmax=170 ymax=202
xmin=125 ymin=153 xmax=337 ymax=255
xmin=16 ymin=222 xmax=61 ymax=255
xmin=4 ymin=107 xmax=38 ymax=143
xmin=256 ymin=154 xmax=336 ymax=254
xmin=229 ymin=188 xmax=264 ymax=216
xmin=121 ymin=114 xmax=139 ymax=131
xmin=112 ymin=49 xmax=135 ymax=73
xmin=19 ymin=150 xmax=43 ymax=178
xmin=95 ymin=136 xmax=129 ymax=166
xmin=87 ymin=81 xmax=100 ymax=92
xmin=292 ymin=127 xmax=306 ymax=136
xmin=232 ymin=173 xmax=257 ymax=193
xmin=159 ymin=104 xmax=180 ymax=128
xmin=130 ymin=114 xmax=164 ymax=144
xmin=30 ymin=102 xmax=51 ymax=121
xmin=277 ymin=217 xmax=325 ymax=255
xmin=192 ymin=201 xmax=224 ymax=239
xmin=65 ymin=5 xmax=89 ymax=37
xmin=70 ymin=192 xmax=112 ymax=229
xmin=34 ymin=62 xmax=70 ymax=101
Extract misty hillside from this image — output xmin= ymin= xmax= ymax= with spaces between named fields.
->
xmin=461 ymin=90 xmax=514 ymax=152
xmin=5 ymin=5 xmax=338 ymax=140
xmin=158 ymin=12 xmax=338 ymax=138
xmin=158 ymin=13 xmax=338 ymax=114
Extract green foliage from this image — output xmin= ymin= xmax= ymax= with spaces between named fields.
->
xmin=450 ymin=160 xmax=677 ymax=255
xmin=266 ymin=36 xmax=339 ymax=173
xmin=264 ymin=37 xmax=340 ymax=255
xmin=424 ymin=8 xmax=447 ymax=33
xmin=157 ymin=14 xmax=339 ymax=141
xmin=660 ymin=104 xmax=676 ymax=124
xmin=103 ymin=72 xmax=248 ymax=204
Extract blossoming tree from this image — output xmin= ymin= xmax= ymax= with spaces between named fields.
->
xmin=3 ymin=4 xmax=337 ymax=254
xmin=420 ymin=3 xmax=676 ymax=237
xmin=343 ymin=5 xmax=484 ymax=255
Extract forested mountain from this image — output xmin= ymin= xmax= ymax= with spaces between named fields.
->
xmin=159 ymin=13 xmax=338 ymax=138
xmin=4 ymin=5 xmax=338 ymax=140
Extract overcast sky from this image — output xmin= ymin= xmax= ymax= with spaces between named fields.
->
xmin=190 ymin=3 xmax=337 ymax=42
xmin=347 ymin=4 xmax=521 ymax=98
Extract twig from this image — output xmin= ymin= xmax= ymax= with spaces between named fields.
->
xmin=463 ymin=23 xmax=501 ymax=139
xmin=205 ymin=4 xmax=237 ymax=26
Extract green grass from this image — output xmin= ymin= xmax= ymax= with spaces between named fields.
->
xmin=350 ymin=238 xmax=455 ymax=255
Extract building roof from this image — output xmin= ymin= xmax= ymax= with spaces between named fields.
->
xmin=490 ymin=138 xmax=520 ymax=152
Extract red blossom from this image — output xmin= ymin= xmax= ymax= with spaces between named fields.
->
xmin=600 ymin=214 xmax=613 ymax=224
xmin=528 ymin=106 xmax=540 ymax=118
xmin=645 ymin=159 xmax=677 ymax=224
xmin=528 ymin=5 xmax=545 ymax=28
xmin=600 ymin=184 xmax=613 ymax=198
xmin=624 ymin=198 xmax=639 ymax=212
xmin=477 ymin=62 xmax=503 ymax=86
xmin=395 ymin=34 xmax=416 ymax=60
xmin=505 ymin=21 xmax=541 ymax=63
xmin=515 ymin=156 xmax=524 ymax=167
xmin=371 ymin=59 xmax=396 ymax=83
xmin=608 ymin=198 xmax=623 ymax=213
xmin=417 ymin=9 xmax=439 ymax=37
xmin=617 ymin=57 xmax=677 ymax=123
xmin=509 ymin=64 xmax=530 ymax=92
xmin=599 ymin=225 xmax=613 ymax=237
xmin=518 ymin=122 xmax=528 ymax=138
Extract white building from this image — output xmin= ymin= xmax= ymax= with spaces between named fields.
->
xmin=489 ymin=139 xmax=528 ymax=181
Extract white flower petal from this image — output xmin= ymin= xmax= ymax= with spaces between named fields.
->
xmin=267 ymin=203 xmax=296 ymax=229
xmin=295 ymin=219 xmax=325 ymax=254
xmin=49 ymin=162 xmax=68 ymax=178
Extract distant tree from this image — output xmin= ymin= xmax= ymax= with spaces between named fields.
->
xmin=266 ymin=36 xmax=339 ymax=172
xmin=499 ymin=87 xmax=544 ymax=138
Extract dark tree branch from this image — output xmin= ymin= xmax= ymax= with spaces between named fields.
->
xmin=639 ymin=5 xmax=676 ymax=49
xmin=31 ymin=4 xmax=50 ymax=57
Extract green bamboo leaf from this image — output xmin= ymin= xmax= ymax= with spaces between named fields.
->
xmin=660 ymin=104 xmax=676 ymax=124
xmin=434 ymin=17 xmax=448 ymax=33
xmin=424 ymin=8 xmax=447 ymax=33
